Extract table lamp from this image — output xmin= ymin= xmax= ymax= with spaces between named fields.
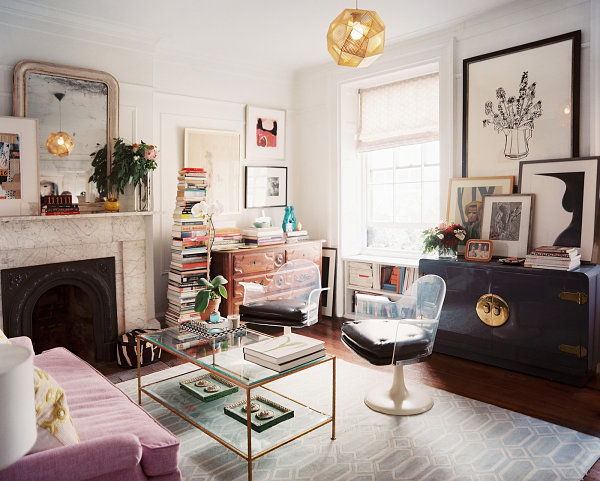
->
xmin=0 ymin=344 xmax=37 ymax=470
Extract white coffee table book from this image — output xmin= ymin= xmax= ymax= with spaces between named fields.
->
xmin=243 ymin=333 xmax=325 ymax=367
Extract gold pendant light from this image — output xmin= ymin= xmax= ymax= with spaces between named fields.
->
xmin=46 ymin=92 xmax=74 ymax=157
xmin=327 ymin=3 xmax=385 ymax=68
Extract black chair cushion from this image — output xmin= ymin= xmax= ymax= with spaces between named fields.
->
xmin=341 ymin=320 xmax=430 ymax=366
xmin=239 ymin=299 xmax=310 ymax=327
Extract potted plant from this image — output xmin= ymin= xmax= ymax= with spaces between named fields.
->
xmin=422 ymin=222 xmax=466 ymax=259
xmin=194 ymin=275 xmax=228 ymax=321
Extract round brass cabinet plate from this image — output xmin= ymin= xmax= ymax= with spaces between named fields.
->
xmin=476 ymin=293 xmax=510 ymax=327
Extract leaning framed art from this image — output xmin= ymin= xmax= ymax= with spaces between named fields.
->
xmin=0 ymin=116 xmax=39 ymax=216
xmin=462 ymin=30 xmax=581 ymax=179
xmin=245 ymin=166 xmax=287 ymax=208
xmin=480 ymin=193 xmax=534 ymax=258
xmin=245 ymin=106 xmax=286 ymax=160
xmin=519 ymin=157 xmax=599 ymax=262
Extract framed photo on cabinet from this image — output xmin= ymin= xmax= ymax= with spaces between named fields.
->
xmin=462 ymin=30 xmax=581 ymax=180
xmin=245 ymin=106 xmax=285 ymax=160
xmin=519 ymin=157 xmax=599 ymax=262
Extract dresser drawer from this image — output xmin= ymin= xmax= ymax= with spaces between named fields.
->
xmin=233 ymin=273 xmax=275 ymax=301
xmin=233 ymin=249 xmax=285 ymax=276
xmin=286 ymin=244 xmax=321 ymax=264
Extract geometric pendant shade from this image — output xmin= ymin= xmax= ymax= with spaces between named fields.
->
xmin=46 ymin=92 xmax=74 ymax=157
xmin=327 ymin=8 xmax=385 ymax=68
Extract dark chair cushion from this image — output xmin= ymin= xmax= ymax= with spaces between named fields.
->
xmin=341 ymin=320 xmax=430 ymax=366
xmin=239 ymin=299 xmax=310 ymax=327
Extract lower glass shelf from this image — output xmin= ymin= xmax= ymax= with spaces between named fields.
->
xmin=142 ymin=369 xmax=332 ymax=457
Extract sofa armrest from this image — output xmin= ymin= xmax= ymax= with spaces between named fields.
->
xmin=8 ymin=336 xmax=34 ymax=354
xmin=0 ymin=434 xmax=143 ymax=481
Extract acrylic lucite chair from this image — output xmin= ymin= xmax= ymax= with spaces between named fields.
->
xmin=239 ymin=259 xmax=328 ymax=335
xmin=341 ymin=274 xmax=446 ymax=415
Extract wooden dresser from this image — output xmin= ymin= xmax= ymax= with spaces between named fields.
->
xmin=210 ymin=240 xmax=323 ymax=316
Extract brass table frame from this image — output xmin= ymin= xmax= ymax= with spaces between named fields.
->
xmin=137 ymin=329 xmax=336 ymax=481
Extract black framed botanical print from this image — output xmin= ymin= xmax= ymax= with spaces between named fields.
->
xmin=462 ymin=31 xmax=581 ymax=180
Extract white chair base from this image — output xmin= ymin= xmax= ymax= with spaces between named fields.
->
xmin=364 ymin=364 xmax=433 ymax=416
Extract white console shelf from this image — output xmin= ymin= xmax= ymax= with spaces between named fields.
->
xmin=342 ymin=254 xmax=420 ymax=319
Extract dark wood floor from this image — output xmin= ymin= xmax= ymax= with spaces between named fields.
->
xmin=97 ymin=317 xmax=600 ymax=480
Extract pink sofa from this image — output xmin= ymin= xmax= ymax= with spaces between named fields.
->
xmin=0 ymin=337 xmax=181 ymax=481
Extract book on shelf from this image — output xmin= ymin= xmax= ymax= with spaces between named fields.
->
xmin=528 ymin=247 xmax=580 ymax=258
xmin=285 ymin=235 xmax=309 ymax=243
xmin=285 ymin=230 xmax=308 ymax=237
xmin=242 ymin=333 xmax=324 ymax=364
xmin=242 ymin=226 xmax=284 ymax=237
xmin=170 ymin=261 xmax=208 ymax=270
xmin=180 ymin=167 xmax=206 ymax=173
xmin=244 ymin=348 xmax=326 ymax=372
xmin=524 ymin=254 xmax=581 ymax=265
xmin=530 ymin=245 xmax=578 ymax=254
xmin=524 ymin=263 xmax=580 ymax=271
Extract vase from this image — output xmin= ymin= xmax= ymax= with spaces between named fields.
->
xmin=503 ymin=126 xmax=532 ymax=159
xmin=199 ymin=298 xmax=221 ymax=321
xmin=104 ymin=196 xmax=120 ymax=212
xmin=437 ymin=247 xmax=457 ymax=260
xmin=134 ymin=173 xmax=151 ymax=212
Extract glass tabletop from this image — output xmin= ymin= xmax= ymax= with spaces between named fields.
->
xmin=142 ymin=326 xmax=332 ymax=387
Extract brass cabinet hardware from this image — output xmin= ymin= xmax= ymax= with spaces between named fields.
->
xmin=558 ymin=344 xmax=588 ymax=358
xmin=558 ymin=291 xmax=588 ymax=305
xmin=476 ymin=293 xmax=509 ymax=327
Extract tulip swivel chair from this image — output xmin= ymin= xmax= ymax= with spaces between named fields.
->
xmin=341 ymin=274 xmax=446 ymax=415
xmin=239 ymin=259 xmax=328 ymax=335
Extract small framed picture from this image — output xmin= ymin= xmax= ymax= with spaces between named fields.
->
xmin=245 ymin=106 xmax=286 ymax=160
xmin=481 ymin=193 xmax=535 ymax=258
xmin=245 ymin=166 xmax=287 ymax=208
xmin=465 ymin=239 xmax=493 ymax=262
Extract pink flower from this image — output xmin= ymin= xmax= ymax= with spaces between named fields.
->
xmin=145 ymin=148 xmax=158 ymax=161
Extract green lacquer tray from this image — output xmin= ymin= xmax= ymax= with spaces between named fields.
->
xmin=224 ymin=395 xmax=294 ymax=432
xmin=180 ymin=373 xmax=238 ymax=402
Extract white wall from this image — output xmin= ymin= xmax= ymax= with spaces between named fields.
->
xmin=0 ymin=5 xmax=297 ymax=319
xmin=292 ymin=0 xmax=600 ymax=316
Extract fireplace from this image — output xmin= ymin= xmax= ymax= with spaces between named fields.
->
xmin=1 ymin=257 xmax=118 ymax=362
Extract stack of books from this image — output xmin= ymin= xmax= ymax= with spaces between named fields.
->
xmin=524 ymin=246 xmax=581 ymax=271
xmin=285 ymin=230 xmax=309 ymax=243
xmin=243 ymin=333 xmax=325 ymax=372
xmin=41 ymin=194 xmax=80 ymax=215
xmin=242 ymin=226 xmax=285 ymax=246
xmin=212 ymin=227 xmax=244 ymax=251
xmin=165 ymin=168 xmax=210 ymax=327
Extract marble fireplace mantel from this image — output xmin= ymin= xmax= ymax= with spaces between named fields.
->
xmin=0 ymin=212 xmax=156 ymax=334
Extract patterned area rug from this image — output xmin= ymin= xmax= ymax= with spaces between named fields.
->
xmin=117 ymin=360 xmax=600 ymax=481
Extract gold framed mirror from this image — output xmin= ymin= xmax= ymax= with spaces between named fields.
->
xmin=12 ymin=60 xmax=119 ymax=203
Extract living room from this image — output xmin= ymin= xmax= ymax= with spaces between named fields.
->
xmin=1 ymin=0 xmax=600 ymax=479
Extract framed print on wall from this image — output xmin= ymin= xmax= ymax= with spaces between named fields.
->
xmin=447 ymin=176 xmax=514 ymax=240
xmin=245 ymin=106 xmax=285 ymax=160
xmin=481 ymin=193 xmax=534 ymax=258
xmin=463 ymin=30 xmax=581 ymax=179
xmin=245 ymin=166 xmax=287 ymax=208
xmin=184 ymin=128 xmax=241 ymax=215
xmin=0 ymin=116 xmax=39 ymax=216
xmin=519 ymin=157 xmax=599 ymax=262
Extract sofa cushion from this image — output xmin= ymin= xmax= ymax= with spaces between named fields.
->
xmin=30 ymin=366 xmax=80 ymax=453
xmin=34 ymin=347 xmax=180 ymax=478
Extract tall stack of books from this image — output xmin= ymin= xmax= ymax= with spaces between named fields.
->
xmin=524 ymin=246 xmax=581 ymax=271
xmin=285 ymin=230 xmax=309 ymax=243
xmin=242 ymin=226 xmax=285 ymax=246
xmin=41 ymin=194 xmax=80 ymax=215
xmin=243 ymin=333 xmax=325 ymax=372
xmin=212 ymin=227 xmax=244 ymax=251
xmin=165 ymin=168 xmax=210 ymax=327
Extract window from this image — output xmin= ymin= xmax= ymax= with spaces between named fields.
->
xmin=358 ymin=71 xmax=440 ymax=254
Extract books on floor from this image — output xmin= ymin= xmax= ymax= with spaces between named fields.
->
xmin=524 ymin=246 xmax=581 ymax=271
xmin=243 ymin=333 xmax=325 ymax=371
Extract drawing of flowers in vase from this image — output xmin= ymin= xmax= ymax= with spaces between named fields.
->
xmin=483 ymin=71 xmax=542 ymax=160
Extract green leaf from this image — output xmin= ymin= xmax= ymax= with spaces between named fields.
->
xmin=218 ymin=285 xmax=228 ymax=299
xmin=195 ymin=290 xmax=210 ymax=312
xmin=211 ymin=275 xmax=228 ymax=287
xmin=199 ymin=278 xmax=213 ymax=288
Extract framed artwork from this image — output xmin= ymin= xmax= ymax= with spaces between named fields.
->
xmin=465 ymin=239 xmax=493 ymax=262
xmin=321 ymin=247 xmax=337 ymax=317
xmin=245 ymin=106 xmax=285 ymax=160
xmin=447 ymin=176 xmax=514 ymax=240
xmin=463 ymin=30 xmax=581 ymax=179
xmin=519 ymin=157 xmax=599 ymax=262
xmin=245 ymin=166 xmax=287 ymax=208
xmin=481 ymin=193 xmax=534 ymax=258
xmin=0 ymin=116 xmax=40 ymax=216
xmin=184 ymin=128 xmax=241 ymax=215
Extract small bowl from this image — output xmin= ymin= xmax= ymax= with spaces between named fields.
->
xmin=253 ymin=221 xmax=270 ymax=228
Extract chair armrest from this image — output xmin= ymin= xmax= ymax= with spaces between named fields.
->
xmin=0 ymin=434 xmax=143 ymax=481
xmin=307 ymin=287 xmax=329 ymax=307
xmin=8 ymin=336 xmax=34 ymax=354
xmin=239 ymin=281 xmax=266 ymax=303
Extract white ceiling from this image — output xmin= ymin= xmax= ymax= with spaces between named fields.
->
xmin=22 ymin=0 xmax=518 ymax=72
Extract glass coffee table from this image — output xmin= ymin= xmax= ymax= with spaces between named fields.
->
xmin=137 ymin=326 xmax=336 ymax=481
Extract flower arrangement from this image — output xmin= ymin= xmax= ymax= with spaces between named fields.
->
xmin=482 ymin=71 xmax=542 ymax=132
xmin=422 ymin=222 xmax=466 ymax=254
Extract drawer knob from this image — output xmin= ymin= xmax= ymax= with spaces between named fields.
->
xmin=476 ymin=293 xmax=509 ymax=327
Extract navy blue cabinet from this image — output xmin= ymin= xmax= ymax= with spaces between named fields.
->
xmin=419 ymin=258 xmax=600 ymax=386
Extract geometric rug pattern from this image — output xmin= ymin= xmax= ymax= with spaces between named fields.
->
xmin=117 ymin=360 xmax=600 ymax=481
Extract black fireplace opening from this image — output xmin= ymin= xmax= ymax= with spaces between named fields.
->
xmin=1 ymin=257 xmax=118 ymax=362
